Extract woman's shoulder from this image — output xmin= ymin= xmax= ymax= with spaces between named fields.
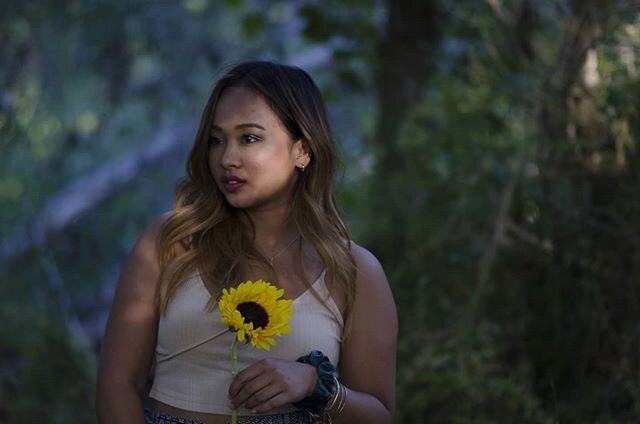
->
xmin=346 ymin=241 xmax=395 ymax=304
xmin=127 ymin=211 xmax=189 ymax=266
xmin=348 ymin=241 xmax=386 ymax=280
xmin=344 ymin=241 xmax=397 ymax=344
xmin=135 ymin=211 xmax=172 ymax=248
xmin=106 ymin=214 xmax=173 ymax=315
xmin=148 ymin=211 xmax=173 ymax=236
xmin=124 ymin=212 xmax=172 ymax=270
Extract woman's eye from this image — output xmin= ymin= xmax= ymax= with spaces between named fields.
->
xmin=242 ymin=134 xmax=260 ymax=144
xmin=208 ymin=136 xmax=223 ymax=146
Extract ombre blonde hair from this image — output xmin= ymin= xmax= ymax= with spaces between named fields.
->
xmin=157 ymin=61 xmax=357 ymax=334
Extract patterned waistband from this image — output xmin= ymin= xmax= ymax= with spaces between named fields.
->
xmin=239 ymin=411 xmax=311 ymax=424
xmin=144 ymin=409 xmax=311 ymax=424
xmin=144 ymin=409 xmax=204 ymax=424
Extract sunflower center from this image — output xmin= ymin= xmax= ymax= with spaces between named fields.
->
xmin=237 ymin=301 xmax=270 ymax=329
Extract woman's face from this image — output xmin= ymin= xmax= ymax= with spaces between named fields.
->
xmin=208 ymin=86 xmax=308 ymax=212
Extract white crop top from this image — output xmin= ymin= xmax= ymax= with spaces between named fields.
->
xmin=149 ymin=270 xmax=343 ymax=416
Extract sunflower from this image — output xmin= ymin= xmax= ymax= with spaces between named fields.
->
xmin=219 ymin=280 xmax=294 ymax=351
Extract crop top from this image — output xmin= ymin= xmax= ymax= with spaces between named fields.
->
xmin=149 ymin=270 xmax=343 ymax=416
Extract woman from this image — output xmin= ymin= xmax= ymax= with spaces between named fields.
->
xmin=97 ymin=61 xmax=397 ymax=424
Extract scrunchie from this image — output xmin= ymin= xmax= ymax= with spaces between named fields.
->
xmin=293 ymin=350 xmax=337 ymax=416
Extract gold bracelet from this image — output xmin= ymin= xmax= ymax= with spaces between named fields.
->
xmin=333 ymin=380 xmax=347 ymax=417
xmin=323 ymin=376 xmax=340 ymax=417
xmin=325 ymin=376 xmax=347 ymax=420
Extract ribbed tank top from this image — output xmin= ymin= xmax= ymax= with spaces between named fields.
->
xmin=149 ymin=270 xmax=343 ymax=416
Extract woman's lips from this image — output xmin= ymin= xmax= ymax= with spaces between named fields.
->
xmin=222 ymin=176 xmax=246 ymax=193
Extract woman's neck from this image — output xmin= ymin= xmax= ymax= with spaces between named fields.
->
xmin=243 ymin=206 xmax=299 ymax=252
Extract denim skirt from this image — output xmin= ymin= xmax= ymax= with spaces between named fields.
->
xmin=144 ymin=409 xmax=312 ymax=424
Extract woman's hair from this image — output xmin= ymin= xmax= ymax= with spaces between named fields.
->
xmin=157 ymin=61 xmax=357 ymax=334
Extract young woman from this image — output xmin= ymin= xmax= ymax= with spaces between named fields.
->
xmin=97 ymin=61 xmax=397 ymax=424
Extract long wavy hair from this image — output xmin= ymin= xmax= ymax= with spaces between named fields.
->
xmin=157 ymin=61 xmax=357 ymax=334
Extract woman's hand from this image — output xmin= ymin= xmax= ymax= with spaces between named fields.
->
xmin=228 ymin=358 xmax=318 ymax=413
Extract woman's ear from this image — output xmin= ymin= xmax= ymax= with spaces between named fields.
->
xmin=294 ymin=139 xmax=311 ymax=171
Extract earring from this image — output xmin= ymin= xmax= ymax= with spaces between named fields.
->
xmin=296 ymin=153 xmax=305 ymax=171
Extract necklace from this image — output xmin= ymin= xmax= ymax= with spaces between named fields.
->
xmin=267 ymin=235 xmax=300 ymax=263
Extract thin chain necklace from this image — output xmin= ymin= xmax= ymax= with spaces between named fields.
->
xmin=267 ymin=235 xmax=300 ymax=263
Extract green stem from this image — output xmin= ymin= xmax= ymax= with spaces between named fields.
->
xmin=231 ymin=336 xmax=238 ymax=424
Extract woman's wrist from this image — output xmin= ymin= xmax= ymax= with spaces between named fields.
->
xmin=293 ymin=351 xmax=338 ymax=416
xmin=301 ymin=362 xmax=319 ymax=398
xmin=293 ymin=351 xmax=349 ymax=422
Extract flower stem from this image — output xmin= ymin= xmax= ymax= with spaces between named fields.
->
xmin=231 ymin=337 xmax=238 ymax=424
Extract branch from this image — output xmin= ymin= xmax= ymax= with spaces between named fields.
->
xmin=485 ymin=0 xmax=509 ymax=26
xmin=459 ymin=154 xmax=526 ymax=367
xmin=39 ymin=251 xmax=94 ymax=357
xmin=505 ymin=219 xmax=624 ymax=281
xmin=505 ymin=219 xmax=553 ymax=253
xmin=0 ymin=123 xmax=193 ymax=266
xmin=474 ymin=160 xmax=523 ymax=298
xmin=485 ymin=0 xmax=537 ymax=61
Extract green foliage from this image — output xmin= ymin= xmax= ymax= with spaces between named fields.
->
xmin=355 ymin=68 xmax=546 ymax=422
xmin=397 ymin=334 xmax=551 ymax=423
xmin=2 ymin=1 xmax=640 ymax=422
xmin=0 ymin=305 xmax=97 ymax=423
xmin=299 ymin=0 xmax=383 ymax=92
xmin=242 ymin=12 xmax=267 ymax=39
xmin=344 ymin=3 xmax=640 ymax=423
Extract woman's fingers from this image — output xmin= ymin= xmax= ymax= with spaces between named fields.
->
xmin=243 ymin=383 xmax=283 ymax=410
xmin=229 ymin=361 xmax=266 ymax=400
xmin=229 ymin=359 xmax=317 ymax=412
xmin=250 ymin=392 xmax=291 ymax=414
xmin=230 ymin=370 xmax=272 ymax=409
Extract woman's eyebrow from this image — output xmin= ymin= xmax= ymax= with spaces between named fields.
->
xmin=211 ymin=123 xmax=266 ymax=132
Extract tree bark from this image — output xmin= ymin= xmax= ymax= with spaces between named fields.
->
xmin=370 ymin=0 xmax=443 ymax=264
xmin=376 ymin=0 xmax=442 ymax=159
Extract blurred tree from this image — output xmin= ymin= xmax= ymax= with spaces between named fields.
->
xmin=348 ymin=0 xmax=640 ymax=422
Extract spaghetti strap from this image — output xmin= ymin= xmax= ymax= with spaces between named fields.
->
xmin=156 ymin=327 xmax=229 ymax=364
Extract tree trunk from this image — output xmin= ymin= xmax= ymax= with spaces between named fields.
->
xmin=370 ymin=0 xmax=443 ymax=264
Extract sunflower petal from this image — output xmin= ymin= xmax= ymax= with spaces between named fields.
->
xmin=218 ymin=279 xmax=295 ymax=350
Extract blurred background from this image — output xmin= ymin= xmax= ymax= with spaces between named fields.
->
xmin=1 ymin=0 xmax=639 ymax=422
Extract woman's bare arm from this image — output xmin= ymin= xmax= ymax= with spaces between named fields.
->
xmin=335 ymin=243 xmax=398 ymax=424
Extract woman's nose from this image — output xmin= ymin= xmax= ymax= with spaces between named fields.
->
xmin=220 ymin=142 xmax=240 ymax=168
